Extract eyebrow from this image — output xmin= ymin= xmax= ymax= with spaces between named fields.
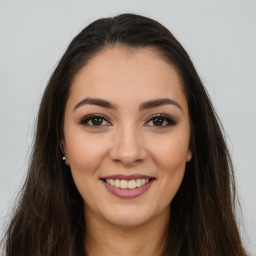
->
xmin=73 ymin=97 xmax=183 ymax=112
xmin=139 ymin=98 xmax=183 ymax=112
xmin=73 ymin=98 xmax=117 ymax=111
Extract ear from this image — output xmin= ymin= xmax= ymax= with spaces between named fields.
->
xmin=60 ymin=139 xmax=67 ymax=154
xmin=186 ymin=148 xmax=192 ymax=162
xmin=60 ymin=139 xmax=70 ymax=166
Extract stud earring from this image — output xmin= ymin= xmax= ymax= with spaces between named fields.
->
xmin=60 ymin=143 xmax=69 ymax=165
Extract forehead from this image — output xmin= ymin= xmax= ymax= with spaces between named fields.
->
xmin=68 ymin=46 xmax=188 ymax=112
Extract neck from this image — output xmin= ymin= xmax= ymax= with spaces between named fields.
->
xmin=84 ymin=207 xmax=170 ymax=256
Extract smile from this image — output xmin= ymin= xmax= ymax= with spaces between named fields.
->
xmin=101 ymin=175 xmax=155 ymax=199
xmin=105 ymin=178 xmax=150 ymax=189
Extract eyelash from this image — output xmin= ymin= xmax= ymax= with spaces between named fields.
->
xmin=144 ymin=114 xmax=177 ymax=128
xmin=79 ymin=114 xmax=111 ymax=128
xmin=79 ymin=114 xmax=177 ymax=128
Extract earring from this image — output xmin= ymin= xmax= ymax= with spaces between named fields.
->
xmin=60 ymin=143 xmax=69 ymax=165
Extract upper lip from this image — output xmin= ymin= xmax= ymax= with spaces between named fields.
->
xmin=101 ymin=174 xmax=155 ymax=180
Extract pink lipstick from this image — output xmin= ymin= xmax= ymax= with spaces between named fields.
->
xmin=101 ymin=174 xmax=155 ymax=199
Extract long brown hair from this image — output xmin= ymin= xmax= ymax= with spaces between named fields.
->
xmin=2 ymin=13 xmax=246 ymax=256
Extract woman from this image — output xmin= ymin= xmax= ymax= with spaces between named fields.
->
xmin=3 ymin=13 xmax=246 ymax=255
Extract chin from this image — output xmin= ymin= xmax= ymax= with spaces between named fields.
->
xmin=106 ymin=213 xmax=150 ymax=228
xmin=100 ymin=205 xmax=159 ymax=228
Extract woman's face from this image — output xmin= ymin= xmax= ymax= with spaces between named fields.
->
xmin=62 ymin=47 xmax=192 ymax=227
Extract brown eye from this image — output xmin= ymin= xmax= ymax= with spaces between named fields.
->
xmin=80 ymin=114 xmax=111 ymax=128
xmin=145 ymin=114 xmax=177 ymax=128
xmin=152 ymin=117 xmax=165 ymax=126
xmin=91 ymin=117 xmax=104 ymax=126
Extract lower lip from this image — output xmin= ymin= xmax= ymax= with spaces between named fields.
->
xmin=102 ymin=179 xmax=154 ymax=199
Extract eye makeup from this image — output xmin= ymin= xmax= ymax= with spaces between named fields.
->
xmin=79 ymin=113 xmax=177 ymax=129
xmin=79 ymin=114 xmax=112 ymax=128
xmin=144 ymin=114 xmax=177 ymax=128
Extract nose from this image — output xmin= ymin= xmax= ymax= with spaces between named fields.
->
xmin=109 ymin=125 xmax=147 ymax=166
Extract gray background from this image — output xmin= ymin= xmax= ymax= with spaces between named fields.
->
xmin=0 ymin=0 xmax=255 ymax=254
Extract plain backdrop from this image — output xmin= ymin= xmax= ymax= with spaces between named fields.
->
xmin=0 ymin=0 xmax=255 ymax=254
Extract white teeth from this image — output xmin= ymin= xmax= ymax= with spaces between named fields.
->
xmin=105 ymin=178 xmax=151 ymax=189
xmin=128 ymin=180 xmax=136 ymax=189
xmin=114 ymin=179 xmax=120 ymax=187
xmin=136 ymin=179 xmax=141 ymax=187
xmin=120 ymin=180 xmax=128 ymax=189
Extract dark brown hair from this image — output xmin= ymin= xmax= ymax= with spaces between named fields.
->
xmin=2 ymin=13 xmax=246 ymax=256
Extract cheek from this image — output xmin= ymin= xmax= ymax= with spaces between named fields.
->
xmin=66 ymin=135 xmax=110 ymax=206
xmin=150 ymin=135 xmax=189 ymax=200
xmin=66 ymin=133 xmax=110 ymax=176
xmin=152 ymin=134 xmax=190 ymax=171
